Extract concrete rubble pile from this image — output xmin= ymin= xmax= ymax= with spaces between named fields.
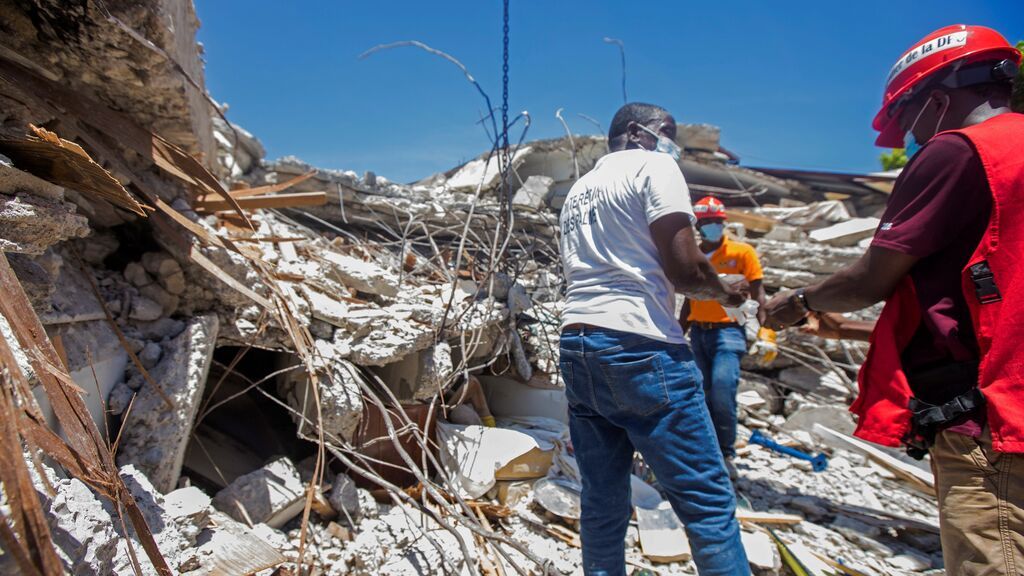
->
xmin=0 ymin=1 xmax=944 ymax=575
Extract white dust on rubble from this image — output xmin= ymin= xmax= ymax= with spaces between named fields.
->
xmin=115 ymin=314 xmax=220 ymax=493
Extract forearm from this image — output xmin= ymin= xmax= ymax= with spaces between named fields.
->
xmin=803 ymin=247 xmax=916 ymax=313
xmin=837 ymin=319 xmax=876 ymax=341
xmin=804 ymin=268 xmax=883 ymax=312
xmin=754 ymin=281 xmax=767 ymax=325
xmin=672 ymin=258 xmax=731 ymax=301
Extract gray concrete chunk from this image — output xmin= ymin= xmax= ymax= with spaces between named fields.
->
xmin=212 ymin=457 xmax=305 ymax=528
xmin=116 ymin=315 xmax=219 ymax=493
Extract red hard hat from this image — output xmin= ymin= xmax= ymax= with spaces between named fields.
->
xmin=873 ymin=25 xmax=1021 ymax=148
xmin=694 ymin=196 xmax=726 ymax=221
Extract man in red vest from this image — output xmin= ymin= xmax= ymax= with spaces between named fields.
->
xmin=765 ymin=25 xmax=1023 ymax=574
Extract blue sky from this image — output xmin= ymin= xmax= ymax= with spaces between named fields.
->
xmin=196 ymin=1 xmax=1023 ymax=183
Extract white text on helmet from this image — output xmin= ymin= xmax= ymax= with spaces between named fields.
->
xmin=887 ymin=31 xmax=968 ymax=88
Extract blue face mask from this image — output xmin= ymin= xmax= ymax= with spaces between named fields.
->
xmin=902 ymin=93 xmax=949 ymax=159
xmin=903 ymin=130 xmax=922 ymax=159
xmin=699 ymin=223 xmax=724 ymax=243
xmin=638 ymin=124 xmax=682 ymax=161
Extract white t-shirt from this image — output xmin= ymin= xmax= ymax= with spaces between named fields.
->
xmin=559 ymin=149 xmax=694 ymax=343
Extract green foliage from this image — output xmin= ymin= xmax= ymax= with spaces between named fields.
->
xmin=1013 ymin=41 xmax=1024 ymax=113
xmin=879 ymin=148 xmax=908 ymax=171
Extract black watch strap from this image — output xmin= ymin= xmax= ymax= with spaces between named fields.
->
xmin=794 ymin=288 xmax=814 ymax=313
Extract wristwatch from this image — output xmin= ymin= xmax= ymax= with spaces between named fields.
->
xmin=792 ymin=288 xmax=814 ymax=313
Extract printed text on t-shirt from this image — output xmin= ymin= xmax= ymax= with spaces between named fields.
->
xmin=561 ymin=188 xmax=599 ymax=234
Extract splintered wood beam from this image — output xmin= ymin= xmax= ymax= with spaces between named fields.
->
xmin=194 ymin=191 xmax=327 ymax=212
xmin=725 ymin=209 xmax=777 ymax=233
xmin=225 ymin=171 xmax=317 ymax=199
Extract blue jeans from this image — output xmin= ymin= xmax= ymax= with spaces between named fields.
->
xmin=689 ymin=324 xmax=746 ymax=459
xmin=559 ymin=326 xmax=749 ymax=576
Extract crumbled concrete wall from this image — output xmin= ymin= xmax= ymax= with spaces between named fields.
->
xmin=117 ymin=314 xmax=219 ymax=493
xmin=0 ymin=188 xmax=89 ymax=255
xmin=0 ymin=0 xmax=215 ymax=162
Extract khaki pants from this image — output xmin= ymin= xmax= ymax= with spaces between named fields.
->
xmin=931 ymin=428 xmax=1024 ymax=575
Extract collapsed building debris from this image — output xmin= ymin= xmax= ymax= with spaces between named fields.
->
xmin=0 ymin=1 xmax=947 ymax=575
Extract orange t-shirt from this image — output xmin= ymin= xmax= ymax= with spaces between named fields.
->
xmin=687 ymin=236 xmax=764 ymax=324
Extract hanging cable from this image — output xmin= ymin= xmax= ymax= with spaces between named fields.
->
xmin=498 ymin=0 xmax=513 ymax=272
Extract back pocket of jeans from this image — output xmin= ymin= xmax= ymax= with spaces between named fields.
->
xmin=600 ymin=354 xmax=669 ymax=416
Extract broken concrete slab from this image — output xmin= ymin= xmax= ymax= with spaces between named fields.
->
xmin=348 ymin=312 xmax=435 ymax=366
xmin=371 ymin=349 xmax=423 ymax=401
xmin=753 ymin=239 xmax=864 ymax=275
xmin=117 ymin=314 xmax=219 ymax=493
xmin=777 ymin=366 xmax=851 ymax=403
xmin=764 ymin=224 xmax=803 ymax=242
xmin=278 ymin=358 xmax=363 ymax=443
xmin=413 ymin=342 xmax=453 ymax=401
xmin=301 ymin=284 xmax=350 ymax=327
xmin=808 ymin=217 xmax=880 ymax=247
xmin=212 ymin=457 xmax=305 ymax=529
xmin=164 ymin=485 xmax=212 ymax=533
xmin=45 ymin=476 xmax=122 ymax=574
xmin=754 ymin=200 xmax=852 ymax=230
xmin=511 ymin=175 xmax=554 ymax=209
xmin=479 ymin=375 xmax=569 ymax=424
xmin=636 ymin=501 xmax=691 ymax=563
xmin=782 ymin=405 xmax=856 ymax=438
xmin=190 ymin=512 xmax=287 ymax=575
xmin=741 ymin=529 xmax=781 ymax=571
xmin=319 ymin=249 xmax=399 ymax=297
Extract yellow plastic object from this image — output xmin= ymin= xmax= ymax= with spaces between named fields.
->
xmin=751 ymin=327 xmax=778 ymax=366
xmin=481 ymin=415 xmax=497 ymax=428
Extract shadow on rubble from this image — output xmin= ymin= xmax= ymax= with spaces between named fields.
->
xmin=736 ymin=476 xmax=942 ymax=556
xmin=182 ymin=346 xmax=315 ymax=495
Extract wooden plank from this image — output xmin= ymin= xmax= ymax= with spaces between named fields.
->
xmin=636 ymin=502 xmax=691 ymax=563
xmin=813 ymin=424 xmax=934 ymax=495
xmin=0 ymin=56 xmax=254 ymax=230
xmin=0 ymin=254 xmax=172 ymax=574
xmin=767 ymin=528 xmax=826 ymax=576
xmin=188 ymin=246 xmax=273 ymax=310
xmin=737 ymin=510 xmax=803 ymax=525
xmin=0 ymin=337 xmax=63 ymax=575
xmin=725 ymin=209 xmax=777 ymax=234
xmin=194 ymin=191 xmax=327 ymax=212
xmin=0 ymin=124 xmax=147 ymax=216
xmin=222 ymin=171 xmax=316 ymax=199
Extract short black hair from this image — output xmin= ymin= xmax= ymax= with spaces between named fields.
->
xmin=608 ymin=102 xmax=669 ymax=141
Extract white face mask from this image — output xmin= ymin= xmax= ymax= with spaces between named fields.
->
xmin=637 ymin=123 xmax=682 ymax=161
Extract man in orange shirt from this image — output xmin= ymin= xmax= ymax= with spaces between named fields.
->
xmin=680 ymin=197 xmax=768 ymax=472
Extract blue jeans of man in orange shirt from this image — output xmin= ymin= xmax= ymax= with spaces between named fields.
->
xmin=559 ymin=326 xmax=750 ymax=576
xmin=689 ymin=324 xmax=747 ymax=459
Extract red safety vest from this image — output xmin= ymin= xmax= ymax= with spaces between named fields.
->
xmin=851 ymin=112 xmax=1024 ymax=454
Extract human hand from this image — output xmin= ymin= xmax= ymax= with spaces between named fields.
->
xmin=723 ymin=275 xmax=750 ymax=297
xmin=763 ymin=290 xmax=808 ymax=330
xmin=718 ymin=288 xmax=747 ymax=308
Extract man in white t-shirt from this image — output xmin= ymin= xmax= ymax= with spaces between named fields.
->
xmin=559 ymin=103 xmax=750 ymax=576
